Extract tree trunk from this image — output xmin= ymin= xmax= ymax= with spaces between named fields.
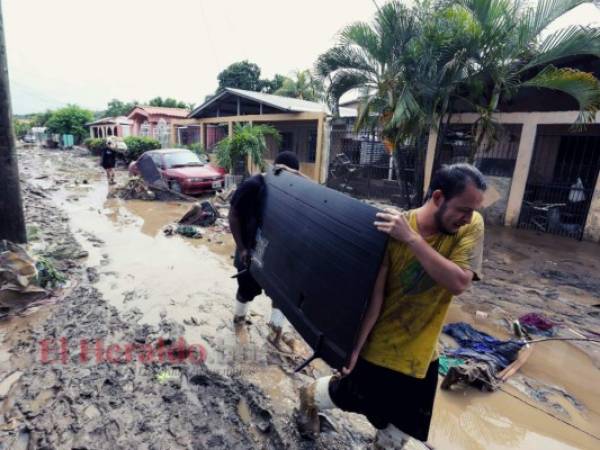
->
xmin=471 ymin=84 xmax=501 ymax=163
xmin=0 ymin=5 xmax=26 ymax=243
xmin=394 ymin=146 xmax=412 ymax=209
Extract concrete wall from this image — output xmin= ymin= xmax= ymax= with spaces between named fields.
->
xmin=264 ymin=121 xmax=318 ymax=164
xmin=481 ymin=176 xmax=512 ymax=225
xmin=422 ymin=111 xmax=600 ymax=242
xmin=583 ymin=174 xmax=600 ymax=242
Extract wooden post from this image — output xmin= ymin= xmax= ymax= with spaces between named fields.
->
xmin=0 ymin=4 xmax=26 ymax=243
xmin=314 ymin=114 xmax=325 ymax=183
xmin=199 ymin=123 xmax=205 ymax=148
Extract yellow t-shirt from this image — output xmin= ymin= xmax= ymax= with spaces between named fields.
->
xmin=361 ymin=209 xmax=484 ymax=379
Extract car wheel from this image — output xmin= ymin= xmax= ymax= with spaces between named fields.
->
xmin=169 ymin=181 xmax=182 ymax=193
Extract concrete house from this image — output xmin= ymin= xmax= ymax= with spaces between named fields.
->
xmin=185 ymin=88 xmax=356 ymax=182
xmin=87 ymin=116 xmax=133 ymax=139
xmin=423 ymin=55 xmax=600 ymax=242
xmin=127 ymin=106 xmax=191 ymax=148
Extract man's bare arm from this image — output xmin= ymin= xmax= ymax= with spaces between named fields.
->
xmin=343 ymin=261 xmax=388 ymax=375
xmin=375 ymin=211 xmax=473 ymax=295
xmin=404 ymin=237 xmax=474 ymax=295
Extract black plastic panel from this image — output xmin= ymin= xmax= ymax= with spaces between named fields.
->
xmin=250 ymin=170 xmax=388 ymax=370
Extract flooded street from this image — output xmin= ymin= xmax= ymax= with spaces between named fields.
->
xmin=0 ymin=146 xmax=599 ymax=449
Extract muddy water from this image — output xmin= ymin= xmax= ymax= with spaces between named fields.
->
xmin=19 ymin=149 xmax=600 ymax=449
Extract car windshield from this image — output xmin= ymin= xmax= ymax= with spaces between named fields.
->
xmin=163 ymin=152 xmax=203 ymax=168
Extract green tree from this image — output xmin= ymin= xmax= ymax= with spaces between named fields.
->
xmin=32 ymin=110 xmax=53 ymax=127
xmin=105 ymin=99 xmax=138 ymax=117
xmin=260 ymin=74 xmax=287 ymax=93
xmin=13 ymin=120 xmax=31 ymax=138
xmin=457 ymin=0 xmax=600 ymax=157
xmin=317 ymin=0 xmax=600 ymax=164
xmin=147 ymin=97 xmax=189 ymax=109
xmin=215 ymin=124 xmax=281 ymax=174
xmin=315 ymin=1 xmax=488 ymax=205
xmin=216 ymin=60 xmax=263 ymax=93
xmin=274 ymin=70 xmax=324 ymax=101
xmin=45 ymin=105 xmax=94 ymax=143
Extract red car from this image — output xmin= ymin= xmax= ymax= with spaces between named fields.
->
xmin=128 ymin=149 xmax=226 ymax=195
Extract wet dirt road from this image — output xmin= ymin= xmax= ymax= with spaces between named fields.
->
xmin=1 ymin=146 xmax=599 ymax=449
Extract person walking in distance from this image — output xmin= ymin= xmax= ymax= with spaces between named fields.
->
xmin=101 ymin=139 xmax=117 ymax=185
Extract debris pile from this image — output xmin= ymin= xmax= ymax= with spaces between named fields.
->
xmin=440 ymin=322 xmax=525 ymax=392
xmin=164 ymin=201 xmax=230 ymax=240
xmin=178 ymin=201 xmax=218 ymax=227
xmin=0 ymin=241 xmax=48 ymax=314
xmin=109 ymin=178 xmax=156 ymax=201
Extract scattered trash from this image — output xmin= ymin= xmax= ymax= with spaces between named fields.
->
xmin=475 ymin=310 xmax=488 ymax=321
xmin=178 ymin=201 xmax=218 ymax=227
xmin=216 ymin=184 xmax=236 ymax=203
xmin=164 ymin=225 xmax=203 ymax=239
xmin=0 ymin=241 xmax=47 ymax=311
xmin=441 ymin=322 xmax=525 ymax=391
xmin=109 ymin=178 xmax=156 ymax=201
xmin=35 ymin=257 xmax=67 ymax=289
xmin=519 ymin=312 xmax=556 ymax=336
xmin=441 ymin=359 xmax=498 ymax=391
xmin=438 ymin=355 xmax=465 ymax=376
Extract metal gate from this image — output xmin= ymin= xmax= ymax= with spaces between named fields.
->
xmin=433 ymin=124 xmax=520 ymax=178
xmin=326 ymin=125 xmax=425 ymax=208
xmin=518 ymin=125 xmax=600 ymax=240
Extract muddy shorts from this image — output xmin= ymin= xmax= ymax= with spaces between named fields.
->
xmin=329 ymin=357 xmax=438 ymax=442
xmin=234 ymin=250 xmax=262 ymax=303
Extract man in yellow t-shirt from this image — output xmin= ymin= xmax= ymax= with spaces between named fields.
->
xmin=297 ymin=163 xmax=486 ymax=449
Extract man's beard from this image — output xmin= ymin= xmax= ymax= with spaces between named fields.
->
xmin=434 ymin=201 xmax=457 ymax=235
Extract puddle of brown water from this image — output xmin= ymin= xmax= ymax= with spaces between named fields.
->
xmin=50 ymin=171 xmax=270 ymax=375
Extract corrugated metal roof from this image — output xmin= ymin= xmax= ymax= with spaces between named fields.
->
xmin=86 ymin=116 xmax=133 ymax=126
xmin=129 ymin=106 xmax=190 ymax=119
xmin=189 ymin=88 xmax=357 ymax=118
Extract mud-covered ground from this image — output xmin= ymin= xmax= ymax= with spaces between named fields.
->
xmin=0 ymin=145 xmax=599 ymax=449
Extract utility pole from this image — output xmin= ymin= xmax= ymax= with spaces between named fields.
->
xmin=0 ymin=1 xmax=26 ymax=243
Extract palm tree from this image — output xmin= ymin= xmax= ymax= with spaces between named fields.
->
xmin=317 ymin=0 xmax=600 ymax=166
xmin=274 ymin=70 xmax=324 ymax=101
xmin=215 ymin=124 xmax=281 ymax=175
xmin=315 ymin=1 xmax=476 ymax=205
xmin=456 ymin=0 xmax=600 ymax=157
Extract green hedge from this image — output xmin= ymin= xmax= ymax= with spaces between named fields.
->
xmin=186 ymin=142 xmax=206 ymax=156
xmin=123 ymin=136 xmax=161 ymax=162
xmin=84 ymin=138 xmax=107 ymax=156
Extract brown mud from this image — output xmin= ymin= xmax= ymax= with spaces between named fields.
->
xmin=0 ymin=146 xmax=598 ymax=449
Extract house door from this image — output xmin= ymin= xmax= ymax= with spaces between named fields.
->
xmin=518 ymin=125 xmax=600 ymax=240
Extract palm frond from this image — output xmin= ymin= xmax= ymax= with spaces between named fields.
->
xmin=314 ymin=46 xmax=377 ymax=80
xmin=523 ymin=65 xmax=600 ymax=123
xmin=325 ymin=70 xmax=371 ymax=112
xmin=520 ymin=25 xmax=600 ymax=71
xmin=517 ymin=0 xmax=588 ymax=46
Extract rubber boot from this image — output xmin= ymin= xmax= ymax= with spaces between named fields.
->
xmin=296 ymin=376 xmax=335 ymax=440
xmin=297 ymin=383 xmax=320 ymax=440
xmin=233 ymin=298 xmax=249 ymax=325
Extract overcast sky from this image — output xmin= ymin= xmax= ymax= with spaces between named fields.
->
xmin=4 ymin=0 xmax=600 ymax=115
